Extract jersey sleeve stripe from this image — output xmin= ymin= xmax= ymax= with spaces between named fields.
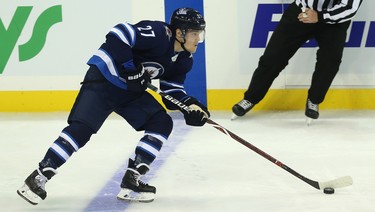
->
xmin=160 ymin=80 xmax=184 ymax=89
xmin=160 ymin=80 xmax=187 ymax=94
xmin=93 ymin=49 xmax=119 ymax=77
xmin=121 ymin=23 xmax=136 ymax=47
xmin=163 ymin=88 xmax=187 ymax=94
xmin=325 ymin=0 xmax=361 ymax=23
xmin=295 ymin=0 xmax=362 ymax=24
xmin=110 ymin=27 xmax=131 ymax=46
xmin=87 ymin=49 xmax=128 ymax=89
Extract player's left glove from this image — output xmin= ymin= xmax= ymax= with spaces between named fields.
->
xmin=181 ymin=96 xmax=210 ymax=127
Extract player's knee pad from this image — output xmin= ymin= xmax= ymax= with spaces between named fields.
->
xmin=142 ymin=111 xmax=173 ymax=137
xmin=61 ymin=121 xmax=95 ymax=149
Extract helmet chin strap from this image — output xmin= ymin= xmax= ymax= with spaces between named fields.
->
xmin=175 ymin=36 xmax=188 ymax=52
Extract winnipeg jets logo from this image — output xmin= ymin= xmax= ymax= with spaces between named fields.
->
xmin=176 ymin=8 xmax=188 ymax=15
xmin=142 ymin=62 xmax=164 ymax=79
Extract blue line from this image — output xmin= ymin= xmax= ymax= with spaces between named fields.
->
xmin=84 ymin=113 xmax=189 ymax=211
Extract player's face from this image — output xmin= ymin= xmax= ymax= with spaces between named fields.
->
xmin=175 ymin=29 xmax=205 ymax=53
xmin=183 ymin=29 xmax=205 ymax=53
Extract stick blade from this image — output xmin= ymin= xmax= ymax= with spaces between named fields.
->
xmin=230 ymin=113 xmax=239 ymax=120
xmin=306 ymin=117 xmax=313 ymax=126
xmin=318 ymin=176 xmax=353 ymax=189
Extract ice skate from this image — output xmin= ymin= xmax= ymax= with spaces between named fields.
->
xmin=305 ymin=99 xmax=319 ymax=126
xmin=231 ymin=99 xmax=254 ymax=120
xmin=17 ymin=168 xmax=56 ymax=205
xmin=117 ymin=159 xmax=156 ymax=203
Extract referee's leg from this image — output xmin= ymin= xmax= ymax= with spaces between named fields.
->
xmin=309 ymin=21 xmax=351 ymax=104
xmin=245 ymin=3 xmax=313 ymax=103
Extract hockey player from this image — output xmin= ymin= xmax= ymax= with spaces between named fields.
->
xmin=17 ymin=8 xmax=209 ymax=204
xmin=232 ymin=0 xmax=363 ymax=123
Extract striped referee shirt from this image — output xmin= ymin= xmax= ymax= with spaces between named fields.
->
xmin=295 ymin=0 xmax=363 ymax=24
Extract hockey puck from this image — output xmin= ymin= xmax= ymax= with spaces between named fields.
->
xmin=323 ymin=187 xmax=335 ymax=194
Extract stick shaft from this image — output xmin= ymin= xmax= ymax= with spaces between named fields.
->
xmin=206 ymin=119 xmax=319 ymax=189
xmin=147 ymin=83 xmax=320 ymax=189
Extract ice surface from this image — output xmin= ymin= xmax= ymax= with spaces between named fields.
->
xmin=1 ymin=110 xmax=374 ymax=212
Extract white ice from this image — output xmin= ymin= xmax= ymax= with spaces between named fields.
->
xmin=1 ymin=110 xmax=375 ymax=212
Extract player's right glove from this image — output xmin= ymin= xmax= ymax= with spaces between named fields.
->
xmin=124 ymin=64 xmax=150 ymax=93
xmin=181 ymin=97 xmax=210 ymax=127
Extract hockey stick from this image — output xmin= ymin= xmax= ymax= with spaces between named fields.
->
xmin=147 ymin=83 xmax=353 ymax=190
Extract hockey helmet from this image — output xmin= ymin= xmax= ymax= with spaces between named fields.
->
xmin=170 ymin=8 xmax=206 ymax=34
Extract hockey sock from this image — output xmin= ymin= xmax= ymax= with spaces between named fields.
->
xmin=40 ymin=122 xmax=94 ymax=169
xmin=135 ymin=132 xmax=167 ymax=164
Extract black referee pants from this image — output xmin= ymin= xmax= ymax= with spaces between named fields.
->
xmin=244 ymin=3 xmax=351 ymax=104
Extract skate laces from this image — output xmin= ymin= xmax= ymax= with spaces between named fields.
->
xmin=307 ymin=99 xmax=318 ymax=111
xmin=35 ymin=169 xmax=48 ymax=190
xmin=134 ymin=173 xmax=150 ymax=187
xmin=129 ymin=169 xmax=149 ymax=187
xmin=238 ymin=99 xmax=253 ymax=110
xmin=138 ymin=180 xmax=150 ymax=187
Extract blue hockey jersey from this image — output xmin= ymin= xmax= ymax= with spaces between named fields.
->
xmin=87 ymin=20 xmax=196 ymax=110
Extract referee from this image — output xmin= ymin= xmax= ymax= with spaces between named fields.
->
xmin=232 ymin=0 xmax=363 ymax=121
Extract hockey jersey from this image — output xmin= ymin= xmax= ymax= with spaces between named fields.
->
xmin=87 ymin=20 xmax=195 ymax=110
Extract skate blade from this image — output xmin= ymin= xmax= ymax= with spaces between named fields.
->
xmin=17 ymin=185 xmax=40 ymax=205
xmin=117 ymin=188 xmax=155 ymax=203
xmin=117 ymin=195 xmax=154 ymax=203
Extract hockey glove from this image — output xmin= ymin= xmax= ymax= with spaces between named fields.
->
xmin=181 ymin=97 xmax=210 ymax=126
xmin=124 ymin=64 xmax=150 ymax=93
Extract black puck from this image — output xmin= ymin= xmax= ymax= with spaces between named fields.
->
xmin=323 ymin=187 xmax=335 ymax=194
